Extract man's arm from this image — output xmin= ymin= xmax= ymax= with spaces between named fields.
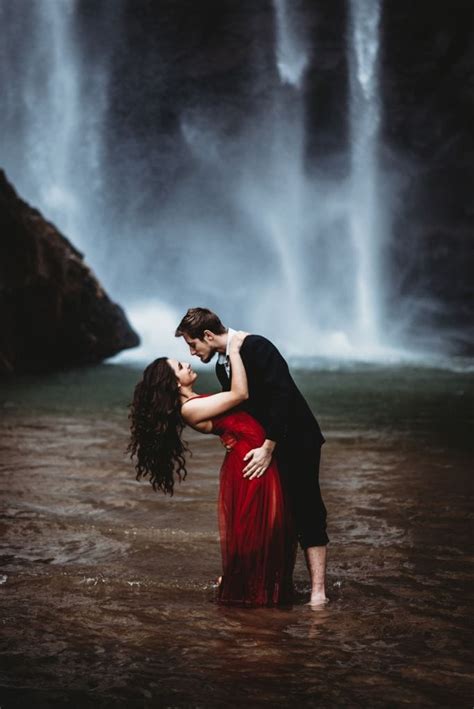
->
xmin=242 ymin=335 xmax=292 ymax=441
xmin=241 ymin=336 xmax=293 ymax=479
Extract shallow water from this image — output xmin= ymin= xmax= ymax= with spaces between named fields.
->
xmin=0 ymin=363 xmax=472 ymax=707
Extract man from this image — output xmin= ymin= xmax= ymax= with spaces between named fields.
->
xmin=175 ymin=307 xmax=329 ymax=605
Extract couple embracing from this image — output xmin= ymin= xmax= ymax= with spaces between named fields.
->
xmin=129 ymin=308 xmax=329 ymax=607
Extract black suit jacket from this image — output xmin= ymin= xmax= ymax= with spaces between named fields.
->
xmin=216 ymin=334 xmax=324 ymax=448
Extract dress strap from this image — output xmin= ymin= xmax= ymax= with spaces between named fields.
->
xmin=181 ymin=393 xmax=209 ymax=406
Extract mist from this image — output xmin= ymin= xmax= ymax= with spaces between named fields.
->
xmin=0 ymin=0 xmax=471 ymax=366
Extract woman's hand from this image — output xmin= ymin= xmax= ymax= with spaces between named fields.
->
xmin=227 ymin=331 xmax=249 ymax=402
xmin=229 ymin=330 xmax=248 ymax=354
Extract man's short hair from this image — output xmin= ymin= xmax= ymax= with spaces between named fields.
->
xmin=175 ymin=308 xmax=227 ymax=340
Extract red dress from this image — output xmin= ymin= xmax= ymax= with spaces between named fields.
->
xmin=209 ymin=405 xmax=297 ymax=607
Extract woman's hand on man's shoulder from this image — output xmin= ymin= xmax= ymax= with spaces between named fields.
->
xmin=230 ymin=330 xmax=249 ymax=353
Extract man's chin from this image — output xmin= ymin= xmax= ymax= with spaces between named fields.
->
xmin=201 ymin=350 xmax=217 ymax=364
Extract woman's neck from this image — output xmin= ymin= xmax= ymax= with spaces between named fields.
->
xmin=179 ymin=385 xmax=195 ymax=403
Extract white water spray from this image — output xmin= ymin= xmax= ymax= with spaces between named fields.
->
xmin=348 ymin=0 xmax=383 ymax=347
xmin=273 ymin=0 xmax=309 ymax=88
xmin=0 ymin=1 xmax=420 ymax=364
xmin=32 ymin=1 xmax=81 ymax=227
xmin=262 ymin=0 xmax=312 ymax=345
xmin=0 ymin=0 xmax=107 ymax=254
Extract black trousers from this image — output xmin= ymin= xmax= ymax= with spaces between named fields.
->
xmin=276 ymin=441 xmax=329 ymax=550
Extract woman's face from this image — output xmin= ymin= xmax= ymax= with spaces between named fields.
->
xmin=167 ymin=359 xmax=197 ymax=388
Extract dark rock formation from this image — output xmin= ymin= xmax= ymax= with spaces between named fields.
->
xmin=0 ymin=170 xmax=139 ymax=374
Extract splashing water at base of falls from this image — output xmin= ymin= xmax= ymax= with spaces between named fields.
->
xmin=0 ymin=0 xmax=452 ymax=366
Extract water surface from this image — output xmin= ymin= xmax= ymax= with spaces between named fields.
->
xmin=0 ymin=363 xmax=472 ymax=707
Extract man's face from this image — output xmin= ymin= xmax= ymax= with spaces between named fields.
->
xmin=182 ymin=333 xmax=216 ymax=363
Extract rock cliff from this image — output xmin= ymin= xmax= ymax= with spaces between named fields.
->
xmin=0 ymin=170 xmax=139 ymax=374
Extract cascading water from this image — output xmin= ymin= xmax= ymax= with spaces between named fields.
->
xmin=29 ymin=0 xmax=81 ymax=235
xmin=265 ymin=0 xmax=387 ymax=357
xmin=261 ymin=0 xmax=311 ymax=346
xmin=273 ymin=0 xmax=309 ymax=88
xmin=348 ymin=0 xmax=383 ymax=349
xmin=0 ymin=1 xmax=408 ymax=363
xmin=0 ymin=0 xmax=107 ymax=256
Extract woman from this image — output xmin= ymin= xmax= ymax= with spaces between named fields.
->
xmin=128 ymin=332 xmax=296 ymax=607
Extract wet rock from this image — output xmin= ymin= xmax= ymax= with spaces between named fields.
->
xmin=0 ymin=170 xmax=139 ymax=374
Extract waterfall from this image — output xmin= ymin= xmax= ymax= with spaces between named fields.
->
xmin=0 ymin=0 xmax=107 ymax=255
xmin=257 ymin=0 xmax=313 ymax=347
xmin=268 ymin=0 xmax=387 ymax=356
xmin=348 ymin=0 xmax=383 ymax=348
xmin=273 ymin=0 xmax=308 ymax=88
xmin=0 ymin=1 xmax=405 ymax=362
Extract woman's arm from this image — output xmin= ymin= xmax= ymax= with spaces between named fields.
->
xmin=181 ymin=332 xmax=248 ymax=427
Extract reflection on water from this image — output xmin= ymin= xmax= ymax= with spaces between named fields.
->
xmin=0 ymin=363 xmax=472 ymax=706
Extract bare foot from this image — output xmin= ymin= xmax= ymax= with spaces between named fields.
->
xmin=306 ymin=593 xmax=329 ymax=608
xmin=211 ymin=576 xmax=222 ymax=589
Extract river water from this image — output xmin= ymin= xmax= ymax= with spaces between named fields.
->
xmin=0 ymin=363 xmax=472 ymax=707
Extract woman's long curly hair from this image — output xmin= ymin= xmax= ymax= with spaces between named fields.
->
xmin=128 ymin=357 xmax=188 ymax=495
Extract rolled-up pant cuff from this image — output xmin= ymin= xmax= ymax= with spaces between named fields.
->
xmin=299 ymin=530 xmax=329 ymax=550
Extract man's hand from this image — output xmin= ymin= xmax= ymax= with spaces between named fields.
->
xmin=242 ymin=440 xmax=276 ymax=479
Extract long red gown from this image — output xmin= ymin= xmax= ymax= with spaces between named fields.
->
xmin=209 ymin=405 xmax=297 ymax=607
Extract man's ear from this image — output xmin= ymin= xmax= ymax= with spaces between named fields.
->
xmin=203 ymin=330 xmax=215 ymax=343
